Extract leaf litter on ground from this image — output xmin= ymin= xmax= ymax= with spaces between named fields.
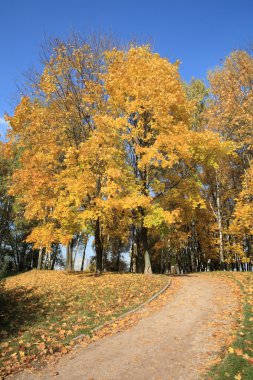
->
xmin=0 ymin=270 xmax=169 ymax=377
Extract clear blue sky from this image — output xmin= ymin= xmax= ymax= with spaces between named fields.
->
xmin=0 ymin=0 xmax=252 ymax=134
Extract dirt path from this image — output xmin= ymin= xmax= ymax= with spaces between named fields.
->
xmin=14 ymin=274 xmax=239 ymax=380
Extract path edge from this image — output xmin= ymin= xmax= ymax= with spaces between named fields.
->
xmin=73 ymin=277 xmax=171 ymax=342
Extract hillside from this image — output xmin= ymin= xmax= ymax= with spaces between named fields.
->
xmin=0 ymin=271 xmax=168 ymax=377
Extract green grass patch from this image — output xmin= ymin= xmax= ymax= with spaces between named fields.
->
xmin=207 ymin=272 xmax=253 ymax=380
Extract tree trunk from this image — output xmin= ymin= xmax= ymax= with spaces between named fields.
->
xmin=66 ymin=241 xmax=74 ymax=271
xmin=13 ymin=252 xmax=18 ymax=271
xmin=216 ymin=171 xmax=224 ymax=264
xmin=140 ymin=225 xmax=152 ymax=274
xmin=130 ymin=241 xmax=137 ymax=273
xmin=80 ymin=239 xmax=87 ymax=271
xmin=48 ymin=251 xmax=52 ymax=270
xmin=37 ymin=247 xmax=43 ymax=270
xmin=95 ymin=218 xmax=103 ymax=274
xmin=116 ymin=250 xmax=120 ymax=272
xmin=18 ymin=251 xmax=25 ymax=271
xmin=246 ymin=235 xmax=252 ymax=257
xmin=135 ymin=229 xmax=143 ymax=273
xmin=144 ymin=250 xmax=152 ymax=274
xmin=73 ymin=233 xmax=82 ymax=268
xmin=42 ymin=251 xmax=48 ymax=269
xmin=51 ymin=255 xmax=56 ymax=270
xmin=130 ymin=226 xmax=137 ymax=273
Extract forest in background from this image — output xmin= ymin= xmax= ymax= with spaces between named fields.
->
xmin=0 ymin=34 xmax=252 ymax=276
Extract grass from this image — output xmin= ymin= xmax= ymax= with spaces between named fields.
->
xmin=0 ymin=270 xmax=168 ymax=377
xmin=207 ymin=272 xmax=253 ymax=380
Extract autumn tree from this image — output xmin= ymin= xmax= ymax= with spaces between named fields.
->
xmin=230 ymin=160 xmax=253 ymax=267
xmin=208 ymin=50 xmax=253 ymax=165
xmin=206 ymin=50 xmax=253 ymax=265
xmin=7 ymin=35 xmax=133 ymax=273
xmin=104 ymin=46 xmax=231 ymax=273
xmin=0 ymin=142 xmax=40 ymax=274
xmin=7 ymin=36 xmax=251 ymax=274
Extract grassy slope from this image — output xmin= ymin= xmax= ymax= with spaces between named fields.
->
xmin=207 ymin=272 xmax=253 ymax=380
xmin=0 ymin=270 xmax=168 ymax=377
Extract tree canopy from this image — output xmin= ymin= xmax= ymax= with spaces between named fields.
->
xmin=1 ymin=36 xmax=253 ymax=275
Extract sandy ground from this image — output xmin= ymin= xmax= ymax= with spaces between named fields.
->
xmin=13 ymin=274 xmax=239 ymax=380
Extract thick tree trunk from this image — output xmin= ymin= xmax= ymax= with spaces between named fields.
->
xmin=66 ymin=241 xmax=74 ymax=271
xmin=73 ymin=233 xmax=82 ymax=268
xmin=139 ymin=225 xmax=152 ymax=274
xmin=80 ymin=239 xmax=87 ymax=271
xmin=48 ymin=251 xmax=52 ymax=270
xmin=135 ymin=229 xmax=143 ymax=273
xmin=144 ymin=250 xmax=152 ymax=274
xmin=51 ymin=255 xmax=56 ymax=270
xmin=130 ymin=241 xmax=137 ymax=273
xmin=165 ymin=252 xmax=171 ymax=274
xmin=95 ymin=218 xmax=103 ymax=274
xmin=37 ymin=247 xmax=43 ymax=270
xmin=42 ymin=252 xmax=47 ymax=269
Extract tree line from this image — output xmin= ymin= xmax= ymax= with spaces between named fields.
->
xmin=0 ymin=34 xmax=252 ymax=276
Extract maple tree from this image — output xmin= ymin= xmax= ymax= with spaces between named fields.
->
xmin=0 ymin=142 xmax=38 ymax=274
xmin=207 ymin=50 xmax=253 ymax=162
xmin=103 ymin=47 xmax=232 ymax=273
xmin=6 ymin=43 xmax=201 ymax=273
xmin=104 ymin=46 xmax=195 ymax=273
xmin=231 ymin=161 xmax=253 ymax=247
xmin=205 ymin=50 xmax=253 ymax=268
xmin=7 ymin=37 xmax=118 ymax=272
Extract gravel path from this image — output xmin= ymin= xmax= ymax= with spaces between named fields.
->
xmin=14 ymin=274 xmax=239 ymax=380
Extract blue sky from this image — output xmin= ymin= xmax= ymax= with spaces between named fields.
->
xmin=0 ymin=0 xmax=252 ymax=138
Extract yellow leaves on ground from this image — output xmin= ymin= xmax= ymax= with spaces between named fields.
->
xmin=209 ymin=272 xmax=253 ymax=379
xmin=0 ymin=270 xmax=168 ymax=377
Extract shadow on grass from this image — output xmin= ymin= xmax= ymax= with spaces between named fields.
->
xmin=0 ymin=279 xmax=50 ymax=340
